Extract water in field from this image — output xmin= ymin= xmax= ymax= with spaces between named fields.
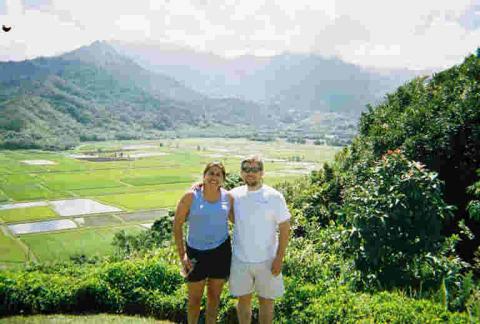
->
xmin=8 ymin=219 xmax=77 ymax=235
xmin=50 ymin=199 xmax=122 ymax=217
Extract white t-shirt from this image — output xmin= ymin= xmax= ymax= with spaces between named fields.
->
xmin=230 ymin=184 xmax=291 ymax=263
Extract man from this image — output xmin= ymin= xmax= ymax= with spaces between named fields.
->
xmin=229 ymin=156 xmax=291 ymax=324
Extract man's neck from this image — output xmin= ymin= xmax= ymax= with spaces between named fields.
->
xmin=247 ymin=183 xmax=263 ymax=191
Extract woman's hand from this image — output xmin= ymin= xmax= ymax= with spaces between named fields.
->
xmin=181 ymin=253 xmax=194 ymax=276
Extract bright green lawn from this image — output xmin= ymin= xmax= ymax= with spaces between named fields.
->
xmin=95 ymin=190 xmax=185 ymax=211
xmin=72 ymin=182 xmax=191 ymax=196
xmin=0 ymin=183 xmax=60 ymax=201
xmin=41 ymin=172 xmax=125 ymax=191
xmin=0 ymin=314 xmax=172 ymax=323
xmin=121 ymin=174 xmax=194 ymax=186
xmin=0 ymin=231 xmax=25 ymax=262
xmin=0 ymin=189 xmax=9 ymax=202
xmin=20 ymin=225 xmax=144 ymax=262
xmin=0 ymin=206 xmax=57 ymax=223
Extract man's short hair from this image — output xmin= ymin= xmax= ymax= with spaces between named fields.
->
xmin=241 ymin=155 xmax=264 ymax=171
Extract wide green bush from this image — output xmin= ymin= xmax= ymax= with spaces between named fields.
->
xmin=341 ymin=151 xmax=458 ymax=289
xmin=354 ymin=53 xmax=480 ymax=261
xmin=0 ymin=256 xmax=182 ymax=318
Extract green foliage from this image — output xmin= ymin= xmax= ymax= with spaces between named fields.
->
xmin=295 ymin=286 xmax=470 ymax=324
xmin=223 ymin=172 xmax=244 ymax=191
xmin=112 ymin=214 xmax=174 ymax=257
xmin=467 ymin=169 xmax=480 ymax=222
xmin=276 ymin=163 xmax=343 ymax=230
xmin=0 ymin=256 xmax=182 ymax=318
xmin=341 ymin=151 xmax=457 ymax=289
xmin=354 ymin=54 xmax=480 ymax=260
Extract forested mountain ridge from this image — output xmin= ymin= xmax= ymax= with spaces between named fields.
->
xmin=0 ymin=41 xmax=268 ymax=150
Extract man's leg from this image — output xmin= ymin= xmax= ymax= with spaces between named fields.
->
xmin=205 ymin=278 xmax=225 ymax=324
xmin=237 ymin=293 xmax=253 ymax=324
xmin=258 ymin=296 xmax=274 ymax=324
xmin=187 ymin=280 xmax=206 ymax=324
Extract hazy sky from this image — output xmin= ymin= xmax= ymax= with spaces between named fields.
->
xmin=0 ymin=0 xmax=479 ymax=70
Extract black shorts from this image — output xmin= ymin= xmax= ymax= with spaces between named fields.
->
xmin=186 ymin=238 xmax=232 ymax=282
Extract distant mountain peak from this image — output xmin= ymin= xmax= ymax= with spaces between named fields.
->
xmin=60 ymin=40 xmax=136 ymax=68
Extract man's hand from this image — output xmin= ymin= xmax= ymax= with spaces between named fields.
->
xmin=271 ymin=256 xmax=283 ymax=276
xmin=190 ymin=182 xmax=203 ymax=191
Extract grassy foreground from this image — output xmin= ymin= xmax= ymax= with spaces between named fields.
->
xmin=0 ymin=314 xmax=171 ymax=323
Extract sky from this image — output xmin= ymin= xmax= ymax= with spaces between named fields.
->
xmin=0 ymin=0 xmax=479 ymax=70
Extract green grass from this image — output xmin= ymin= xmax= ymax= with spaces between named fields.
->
xmin=0 ymin=231 xmax=26 ymax=262
xmin=0 ymin=183 xmax=57 ymax=201
xmin=71 ymin=182 xmax=191 ymax=196
xmin=0 ymin=314 xmax=172 ymax=323
xmin=95 ymin=190 xmax=185 ymax=211
xmin=41 ymin=172 xmax=125 ymax=191
xmin=20 ymin=225 xmax=144 ymax=262
xmin=0 ymin=174 xmax=70 ymax=201
xmin=0 ymin=189 xmax=9 ymax=202
xmin=0 ymin=206 xmax=58 ymax=223
xmin=121 ymin=174 xmax=194 ymax=186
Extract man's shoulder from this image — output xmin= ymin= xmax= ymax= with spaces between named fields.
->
xmin=230 ymin=185 xmax=247 ymax=196
xmin=262 ymin=185 xmax=284 ymax=198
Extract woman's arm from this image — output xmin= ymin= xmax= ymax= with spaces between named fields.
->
xmin=173 ymin=191 xmax=193 ymax=272
xmin=228 ymin=193 xmax=235 ymax=224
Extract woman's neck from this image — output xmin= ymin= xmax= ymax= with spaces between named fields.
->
xmin=203 ymin=184 xmax=220 ymax=201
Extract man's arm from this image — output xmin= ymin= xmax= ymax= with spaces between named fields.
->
xmin=271 ymin=220 xmax=290 ymax=276
xmin=173 ymin=192 xmax=193 ymax=273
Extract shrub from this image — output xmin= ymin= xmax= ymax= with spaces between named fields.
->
xmin=355 ymin=54 xmax=480 ymax=261
xmin=341 ymin=151 xmax=456 ymax=289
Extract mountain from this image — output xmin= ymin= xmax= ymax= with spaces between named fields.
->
xmin=0 ymin=41 xmax=268 ymax=150
xmin=111 ymin=41 xmax=422 ymax=114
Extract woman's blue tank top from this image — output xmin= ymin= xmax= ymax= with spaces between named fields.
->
xmin=187 ymin=188 xmax=229 ymax=250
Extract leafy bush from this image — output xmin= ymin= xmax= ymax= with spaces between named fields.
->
xmin=0 ymin=256 xmax=182 ymax=318
xmin=341 ymin=151 xmax=457 ymax=289
xmin=295 ymin=286 xmax=470 ymax=324
xmin=223 ymin=172 xmax=244 ymax=190
xmin=112 ymin=213 xmax=174 ymax=257
xmin=355 ymin=54 xmax=480 ymax=261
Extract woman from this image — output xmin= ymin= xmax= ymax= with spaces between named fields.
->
xmin=173 ymin=161 xmax=234 ymax=324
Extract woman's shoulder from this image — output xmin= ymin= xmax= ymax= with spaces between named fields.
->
xmin=181 ymin=190 xmax=197 ymax=204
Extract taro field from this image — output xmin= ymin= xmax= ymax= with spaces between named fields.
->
xmin=0 ymin=138 xmax=340 ymax=266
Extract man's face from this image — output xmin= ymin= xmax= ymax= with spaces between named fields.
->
xmin=240 ymin=161 xmax=264 ymax=186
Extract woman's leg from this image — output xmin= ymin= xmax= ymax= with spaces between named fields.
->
xmin=205 ymin=278 xmax=225 ymax=324
xmin=188 ymin=280 xmax=206 ymax=324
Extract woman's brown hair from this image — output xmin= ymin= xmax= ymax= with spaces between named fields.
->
xmin=203 ymin=161 xmax=226 ymax=180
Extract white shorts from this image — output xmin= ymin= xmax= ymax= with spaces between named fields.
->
xmin=229 ymin=256 xmax=285 ymax=299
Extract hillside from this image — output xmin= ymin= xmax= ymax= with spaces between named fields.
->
xmin=0 ymin=42 xmax=268 ymax=150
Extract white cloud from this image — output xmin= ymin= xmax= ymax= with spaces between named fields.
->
xmin=0 ymin=0 xmax=478 ymax=69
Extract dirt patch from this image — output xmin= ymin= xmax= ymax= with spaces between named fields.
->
xmin=122 ymin=144 xmax=157 ymax=150
xmin=117 ymin=209 xmax=168 ymax=222
xmin=130 ymin=152 xmax=169 ymax=158
xmin=74 ymin=215 xmax=122 ymax=227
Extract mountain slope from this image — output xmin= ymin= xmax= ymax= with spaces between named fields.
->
xmin=0 ymin=42 xmax=268 ymax=149
xmin=112 ymin=41 xmax=420 ymax=113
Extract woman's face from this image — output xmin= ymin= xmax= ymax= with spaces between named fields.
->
xmin=203 ymin=165 xmax=224 ymax=187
